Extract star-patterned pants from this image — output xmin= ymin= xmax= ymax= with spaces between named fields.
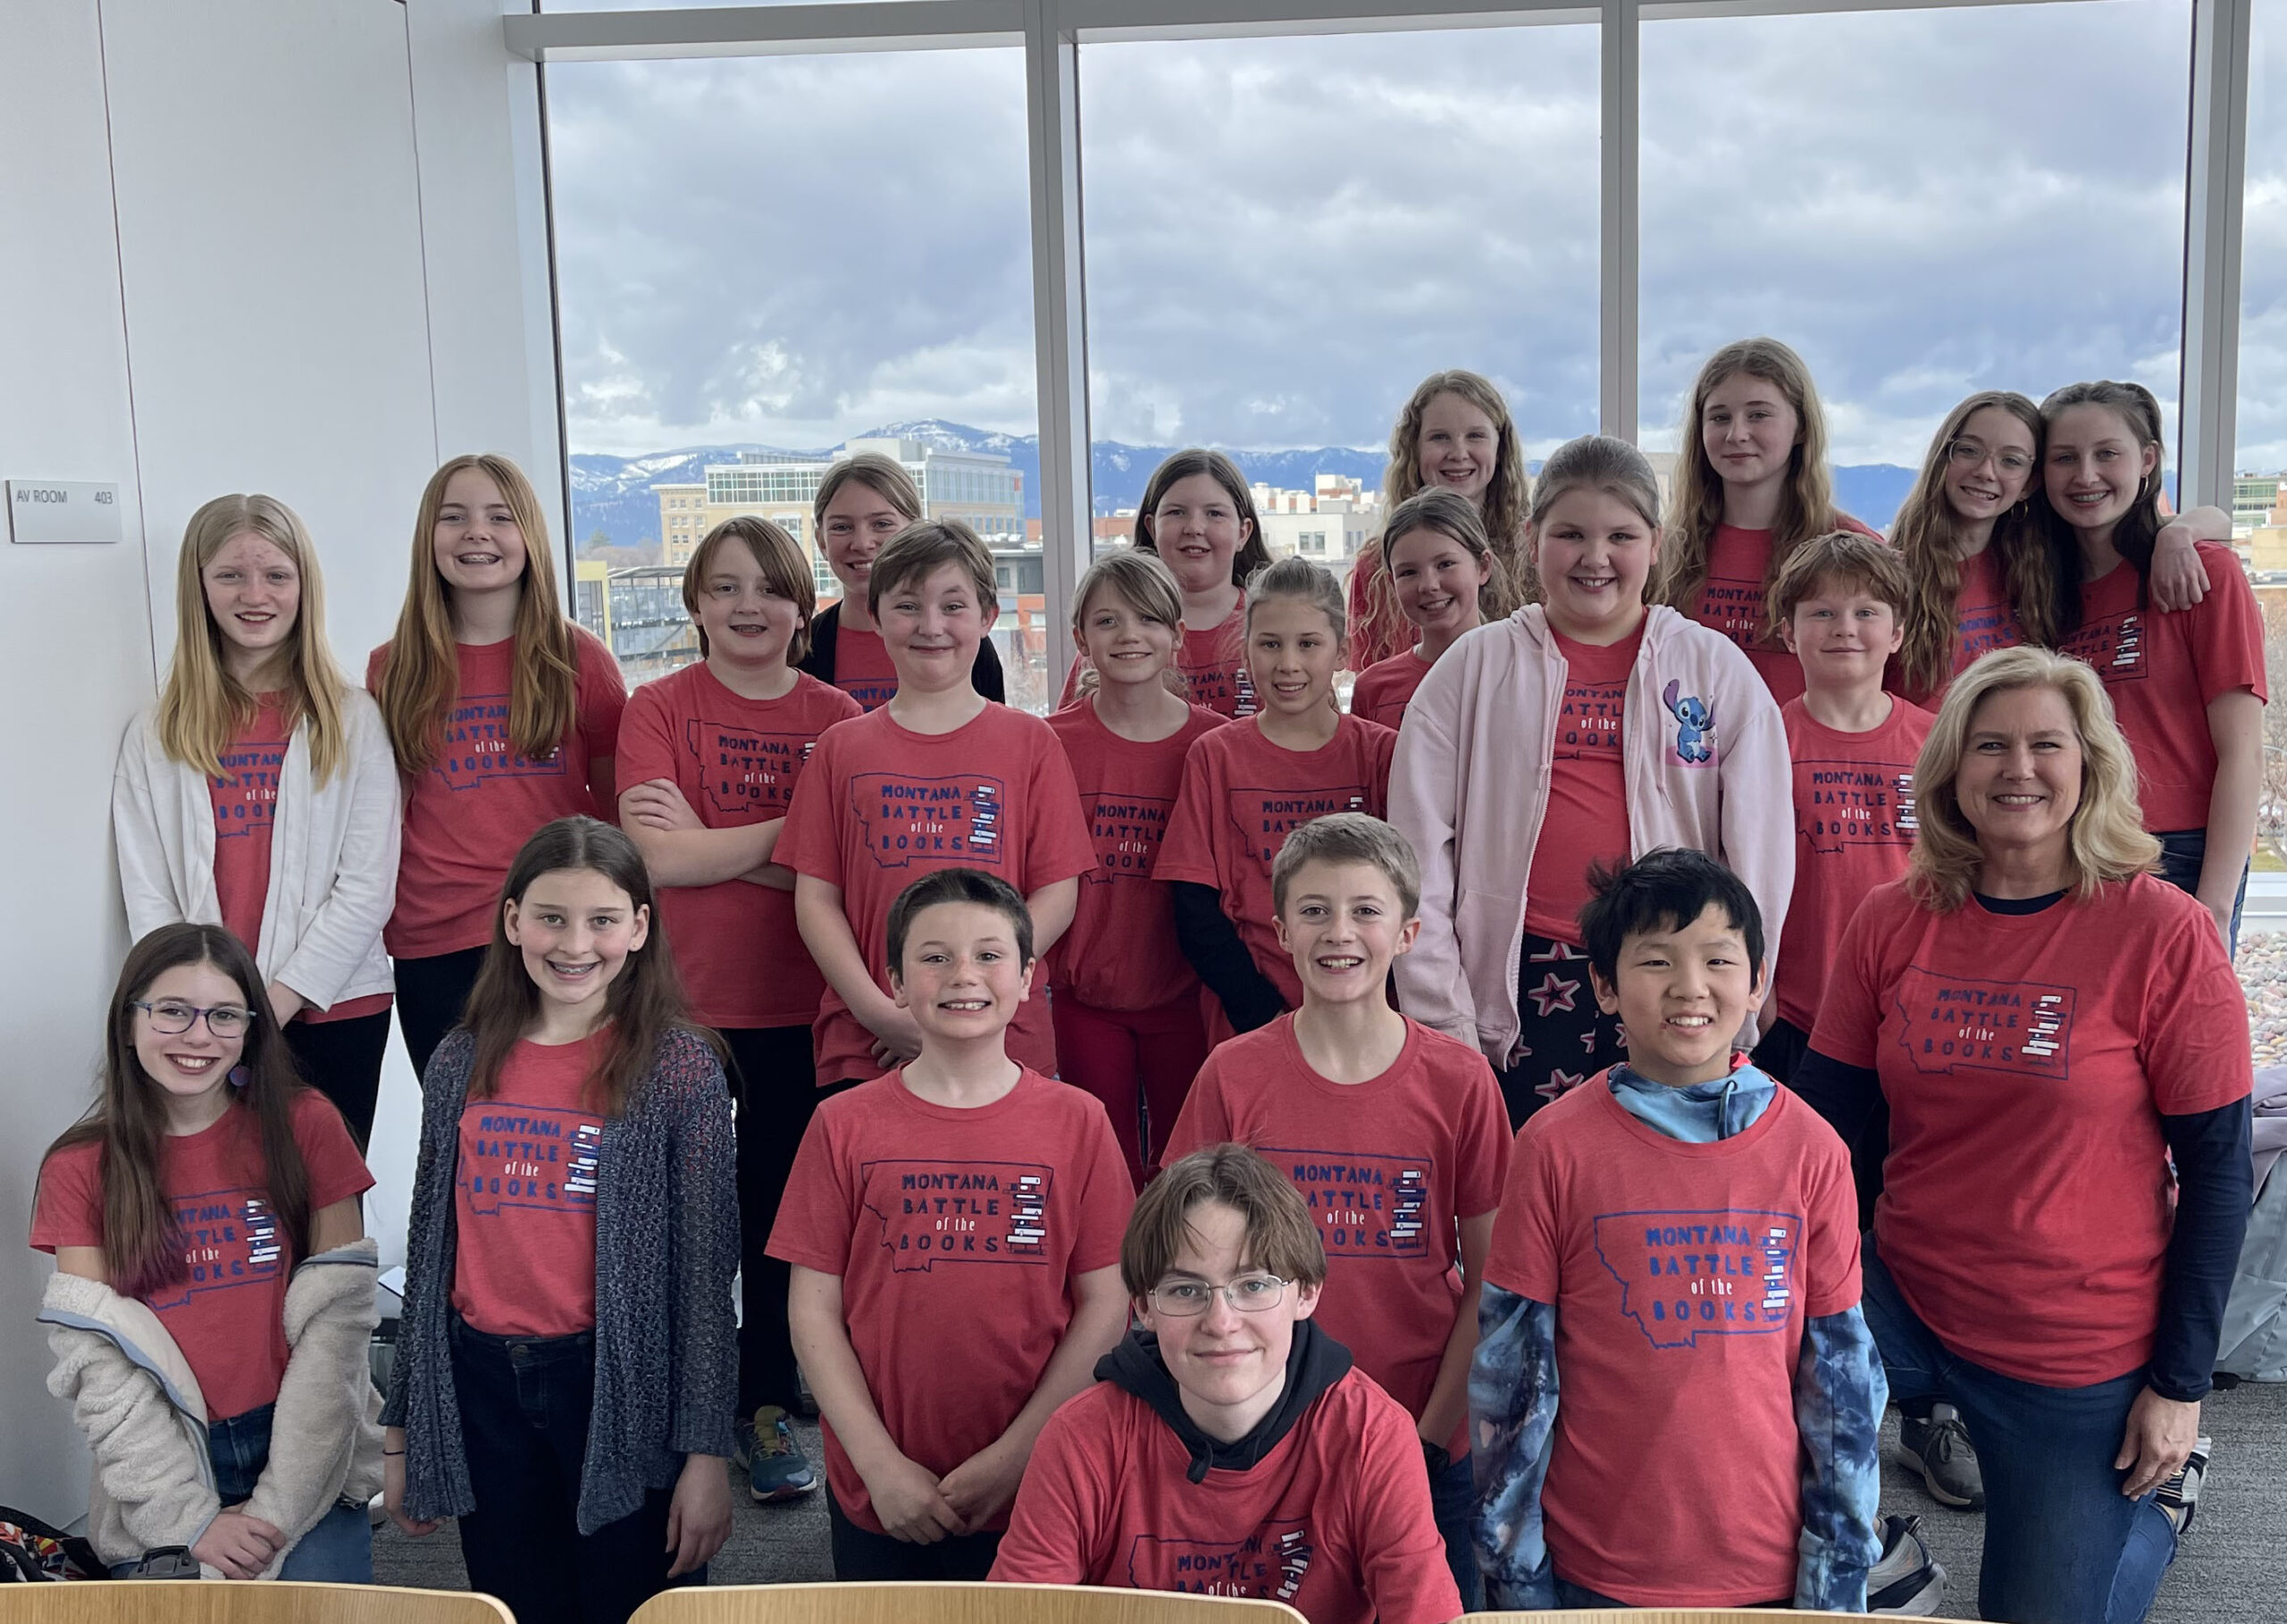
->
xmin=1495 ymin=933 xmax=1624 ymax=1130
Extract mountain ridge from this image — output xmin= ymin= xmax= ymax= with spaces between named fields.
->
xmin=567 ymin=418 xmax=1917 ymax=549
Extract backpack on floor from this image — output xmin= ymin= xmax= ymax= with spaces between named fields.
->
xmin=0 ymin=1506 xmax=107 ymax=1582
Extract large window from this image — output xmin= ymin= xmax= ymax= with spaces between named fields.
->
xmin=1078 ymin=26 xmax=1599 ymax=573
xmin=526 ymin=0 xmax=2265 ymax=687
xmin=545 ymin=48 xmax=1045 ymax=701
xmin=2242 ymin=0 xmax=2287 ymax=485
xmin=1641 ymin=1 xmax=2191 ymax=532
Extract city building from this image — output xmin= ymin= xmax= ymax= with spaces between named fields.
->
xmin=652 ymin=436 xmax=1025 ymax=580
xmin=2234 ymin=473 xmax=2287 ymax=537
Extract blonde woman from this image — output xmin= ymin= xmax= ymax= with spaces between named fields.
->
xmin=370 ymin=455 xmax=625 ymax=1079
xmin=113 ymin=495 xmax=400 ymax=1143
xmin=1796 ymin=645 xmax=2252 ymax=1624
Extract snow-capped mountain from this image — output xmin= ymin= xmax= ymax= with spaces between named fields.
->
xmin=565 ymin=418 xmax=1914 ymax=549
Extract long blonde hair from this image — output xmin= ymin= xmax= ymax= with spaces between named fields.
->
xmin=1361 ymin=371 xmax=1534 ymax=634
xmin=1654 ymin=338 xmax=1842 ymax=624
xmin=1889 ymin=391 xmax=2057 ymax=695
xmin=1906 ymin=645 xmax=2159 ymax=912
xmin=375 ymin=455 xmax=579 ymax=778
xmin=155 ymin=494 xmax=351 ymax=783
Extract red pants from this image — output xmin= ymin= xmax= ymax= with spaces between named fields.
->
xmin=1050 ymin=988 xmax=1211 ymax=1187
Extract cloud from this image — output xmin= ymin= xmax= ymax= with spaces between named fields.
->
xmin=546 ymin=5 xmax=2261 ymax=474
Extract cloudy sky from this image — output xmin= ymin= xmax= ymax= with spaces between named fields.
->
xmin=544 ymin=0 xmax=2287 ymax=473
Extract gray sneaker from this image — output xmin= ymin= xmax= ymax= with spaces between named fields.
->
xmin=2154 ymin=1436 xmax=2211 ymax=1536
xmin=1898 ymin=1402 xmax=1984 ymax=1510
xmin=1868 ymin=1513 xmax=1948 ymax=1616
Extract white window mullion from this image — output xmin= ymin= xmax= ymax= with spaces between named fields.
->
xmin=1601 ymin=0 xmax=1640 ymax=443
xmin=2181 ymin=0 xmax=2253 ymax=510
xmin=1027 ymin=0 xmax=1093 ymax=692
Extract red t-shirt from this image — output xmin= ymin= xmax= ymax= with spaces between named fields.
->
xmin=765 ymin=1068 xmax=1134 ymax=1534
xmin=1163 ymin=1016 xmax=1509 ymax=1454
xmin=1897 ymin=547 xmax=2024 ymax=708
xmin=1690 ymin=516 xmax=1882 ymax=706
xmin=1350 ymin=650 xmax=1431 ymax=732
xmin=210 ymin=693 xmax=290 ymax=958
xmin=2057 ymin=542 xmax=2266 ymax=832
xmin=1772 ymin=696 xmax=1934 ymax=1034
xmin=1487 ymin=1081 xmax=1861 ymax=1607
xmin=993 ymin=1371 xmax=1462 ymax=1624
xmin=206 ymin=694 xmax=390 ymax=1025
xmin=775 ymin=704 xmax=1098 ymax=1083
xmin=1059 ymin=603 xmax=1259 ymax=721
xmin=1046 ymin=699 xmax=1227 ymax=1011
xmin=31 ymin=1091 xmax=373 ymax=1420
xmin=829 ymin=622 xmax=901 ymax=713
xmin=371 ymin=627 xmax=627 ymax=958
xmin=1522 ymin=628 xmax=1640 ymax=943
xmin=1156 ymin=716 xmax=1399 ymax=1009
xmin=615 ymin=664 xmax=861 ymax=1031
xmin=449 ymin=1034 xmax=605 ymax=1337
xmin=1810 ymin=875 xmax=2252 ymax=1385
xmin=1345 ymin=549 xmax=1413 ymax=674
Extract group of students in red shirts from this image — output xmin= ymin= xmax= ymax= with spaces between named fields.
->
xmin=29 ymin=338 xmax=2266 ymax=1624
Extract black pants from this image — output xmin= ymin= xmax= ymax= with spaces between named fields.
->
xmin=394 ymin=947 xmax=488 ymax=1084
xmin=282 ymin=1009 xmax=391 ymax=1150
xmin=720 ymin=1025 xmax=844 ymax=1418
xmin=827 ymin=1489 xmax=1001 ymax=1580
xmin=451 ymin=1318 xmax=699 ymax=1624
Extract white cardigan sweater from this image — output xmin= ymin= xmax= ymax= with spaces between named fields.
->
xmin=112 ymin=688 xmax=400 ymax=1009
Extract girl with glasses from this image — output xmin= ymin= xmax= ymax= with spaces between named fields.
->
xmin=32 ymin=924 xmax=378 ymax=1582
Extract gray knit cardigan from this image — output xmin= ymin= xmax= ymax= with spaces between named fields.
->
xmin=380 ymin=1025 xmax=738 ymax=1533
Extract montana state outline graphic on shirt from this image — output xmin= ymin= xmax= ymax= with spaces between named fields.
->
xmin=850 ymin=772 xmax=1009 ymax=868
xmin=1893 ymin=967 xmax=2074 ymax=1081
xmin=1269 ymin=1147 xmax=1433 ymax=1260
xmin=1592 ymin=1208 xmax=1803 ymax=1349
xmin=859 ymin=1159 xmax=1053 ymax=1268
xmin=1127 ymin=1521 xmax=1314 ymax=1602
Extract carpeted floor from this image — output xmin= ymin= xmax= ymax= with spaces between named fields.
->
xmin=375 ymin=1384 xmax=2287 ymax=1618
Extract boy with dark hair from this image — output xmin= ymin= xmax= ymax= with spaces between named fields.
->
xmin=992 ymin=1143 xmax=1463 ymax=1624
xmin=1470 ymin=848 xmax=1896 ymax=1614
xmin=1756 ymin=530 xmax=1933 ymax=1084
xmin=1161 ymin=814 xmax=1506 ymax=1606
xmin=768 ymin=868 xmax=1134 ymax=1579
xmin=778 ymin=520 xmax=1097 ymax=1086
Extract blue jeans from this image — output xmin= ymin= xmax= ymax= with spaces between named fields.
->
xmin=1861 ymin=1237 xmax=2177 ymax=1624
xmin=450 ymin=1318 xmax=696 ymax=1624
xmin=2154 ymin=827 xmax=2247 ymax=958
xmin=1428 ymin=1449 xmax=1483 ymax=1611
xmin=208 ymin=1402 xmax=373 ymax=1582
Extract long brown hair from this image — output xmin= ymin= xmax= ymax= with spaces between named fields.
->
xmin=38 ymin=925 xmax=317 ymax=1301
xmin=1134 ymin=449 xmax=1273 ymax=590
xmin=1890 ymin=391 xmax=2057 ymax=694
xmin=1381 ymin=487 xmax=1522 ymax=625
xmin=375 ymin=455 xmax=580 ymax=777
xmin=1654 ymin=338 xmax=1843 ymax=622
xmin=2040 ymin=380 xmax=2169 ymax=639
xmin=462 ymin=816 xmax=715 ymax=1117
xmin=156 ymin=494 xmax=352 ymax=784
xmin=1362 ymin=370 xmax=1535 ymax=637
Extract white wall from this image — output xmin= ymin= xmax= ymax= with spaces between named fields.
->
xmin=0 ymin=0 xmax=555 ymax=1521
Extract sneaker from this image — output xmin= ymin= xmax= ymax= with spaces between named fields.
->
xmin=2154 ymin=1436 xmax=2211 ymax=1536
xmin=1898 ymin=1402 xmax=1985 ymax=1510
xmin=1868 ymin=1513 xmax=1948 ymax=1616
xmin=732 ymin=1404 xmax=817 ymax=1503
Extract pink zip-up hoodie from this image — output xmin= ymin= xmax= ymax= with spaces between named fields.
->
xmin=1388 ymin=603 xmax=1794 ymax=1067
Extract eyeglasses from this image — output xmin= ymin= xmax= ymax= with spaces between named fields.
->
xmin=1946 ymin=439 xmax=2033 ymax=477
xmin=1147 ymin=1273 xmax=1291 ymax=1318
xmin=130 ymin=1000 xmax=255 ymax=1038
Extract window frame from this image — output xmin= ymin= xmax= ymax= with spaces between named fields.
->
xmin=510 ymin=0 xmax=2257 ymax=690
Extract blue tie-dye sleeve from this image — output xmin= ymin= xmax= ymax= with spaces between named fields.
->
xmin=1793 ymin=1304 xmax=1887 ymax=1611
xmin=1469 ymin=1284 xmax=1558 ymax=1611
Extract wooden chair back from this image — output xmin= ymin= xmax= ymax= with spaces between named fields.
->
xmin=631 ymin=1583 xmax=1311 ymax=1624
xmin=0 ymin=1583 xmax=514 ymax=1624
